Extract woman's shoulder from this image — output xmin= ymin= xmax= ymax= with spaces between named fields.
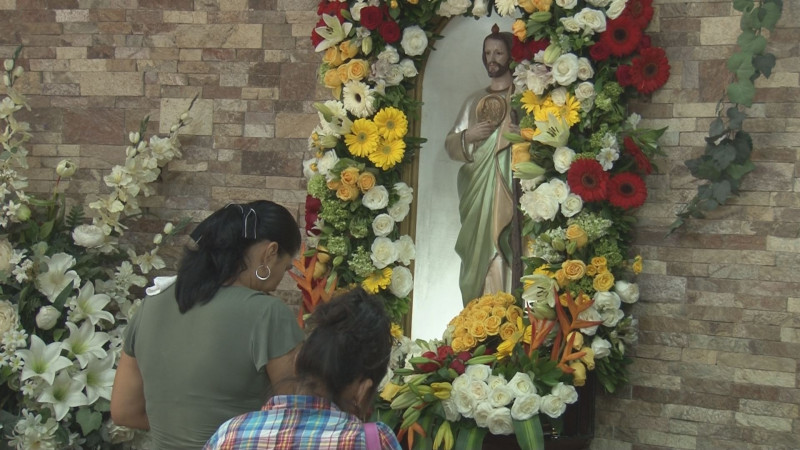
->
xmin=214 ymin=286 xmax=288 ymax=311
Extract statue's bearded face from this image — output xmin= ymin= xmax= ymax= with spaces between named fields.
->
xmin=482 ymin=38 xmax=510 ymax=79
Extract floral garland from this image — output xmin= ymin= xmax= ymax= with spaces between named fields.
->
xmin=306 ymin=0 xmax=669 ymax=448
xmin=0 ymin=51 xmax=192 ymax=448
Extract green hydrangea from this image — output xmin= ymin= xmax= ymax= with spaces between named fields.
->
xmin=325 ymin=235 xmax=348 ymax=256
xmin=319 ymin=198 xmax=349 ymax=231
xmin=307 ymin=174 xmax=329 ymax=199
xmin=588 ymin=124 xmax=611 ymax=152
xmin=349 ymin=215 xmax=370 ymax=240
xmin=602 ymin=81 xmax=624 ymax=99
xmin=592 ymin=236 xmax=623 ymax=268
xmin=568 ymin=212 xmax=612 ymax=241
xmin=347 ymin=246 xmax=375 ymax=279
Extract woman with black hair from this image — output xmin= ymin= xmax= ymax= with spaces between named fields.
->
xmin=111 ymin=201 xmax=305 ymax=449
xmin=205 ymin=288 xmax=402 ymax=449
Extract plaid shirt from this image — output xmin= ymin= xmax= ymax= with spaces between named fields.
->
xmin=204 ymin=395 xmax=402 ymax=450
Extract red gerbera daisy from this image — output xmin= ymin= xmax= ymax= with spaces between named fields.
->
xmin=607 ymin=172 xmax=648 ymax=209
xmin=567 ymin=159 xmax=609 ymax=203
xmin=616 ymin=65 xmax=633 ymax=87
xmin=623 ymin=0 xmax=655 ymax=29
xmin=624 ymin=136 xmax=653 ymax=174
xmin=630 ymin=47 xmax=671 ymax=94
xmin=600 ymin=15 xmax=642 ymax=58
xmin=638 ymin=34 xmax=652 ymax=51
xmin=589 ymin=41 xmax=611 ymax=62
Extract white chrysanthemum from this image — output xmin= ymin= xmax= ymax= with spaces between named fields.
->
xmin=342 ymin=80 xmax=376 ymax=118
xmin=494 ymin=0 xmax=518 ymax=16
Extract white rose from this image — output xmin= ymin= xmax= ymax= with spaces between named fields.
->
xmin=0 ymin=300 xmax=19 ymax=336
xmin=394 ymin=235 xmax=415 ymax=265
xmin=452 ymin=373 xmax=471 ymax=391
xmin=378 ymin=46 xmax=400 ymax=64
xmin=548 ymin=178 xmax=569 ymax=203
xmin=540 ymin=394 xmax=567 ymax=418
xmin=383 ymin=64 xmax=405 ymax=86
xmin=487 ymin=407 xmax=514 ymax=435
xmin=560 ymin=16 xmax=581 ymax=32
xmin=519 ymin=175 xmax=545 ymax=192
xmin=615 ymin=280 xmax=640 ymax=303
xmin=399 ymin=58 xmax=418 ymax=78
xmin=578 ymin=306 xmax=602 ymax=335
xmin=591 ymin=337 xmax=612 ymax=359
xmin=520 ymin=185 xmax=559 ymax=222
xmin=556 ymin=0 xmax=578 ymax=8
xmin=316 ymin=150 xmax=339 ymax=176
xmin=441 ymin=398 xmax=462 ymax=422
xmin=487 ymin=374 xmax=507 ymax=390
xmin=489 ymin=384 xmax=514 ymax=408
xmin=389 ymin=266 xmax=413 ymax=298
xmin=35 ymin=305 xmax=61 ymax=330
xmin=586 ymin=0 xmax=611 ymax=7
xmin=0 ymin=239 xmax=12 ymax=272
xmin=606 ymin=0 xmax=627 ymax=19
xmin=575 ymin=8 xmax=607 ymax=34
xmin=594 ymin=291 xmax=623 ymax=327
xmin=467 ymin=379 xmax=490 ymax=403
xmin=576 ymin=57 xmax=594 ymax=80
xmin=372 ymin=213 xmax=395 ymax=237
xmin=551 ymin=53 xmax=580 ymax=86
xmin=553 ymin=146 xmax=576 ymax=174
xmin=552 ymin=382 xmax=579 ymax=404
xmin=393 ymin=182 xmax=414 ymax=204
xmin=72 ymin=224 xmax=106 ymax=248
xmin=370 ymin=237 xmax=398 ymax=269
xmin=473 ymin=402 xmax=493 ymax=428
xmin=362 ymin=185 xmax=390 ymax=210
xmin=465 ymin=363 xmax=491 ymax=381
xmin=511 ymin=393 xmax=542 ymax=420
xmin=387 ymin=201 xmax=410 ymax=222
xmin=574 ymin=81 xmax=596 ymax=101
xmin=452 ymin=389 xmax=476 ymax=418
xmin=507 ymin=372 xmax=537 ymax=398
xmin=561 ymin=193 xmax=583 ymax=217
xmin=400 ymin=26 xmax=428 ymax=57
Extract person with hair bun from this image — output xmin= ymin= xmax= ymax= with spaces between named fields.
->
xmin=111 ymin=201 xmax=305 ymax=449
xmin=205 ymin=288 xmax=402 ymax=450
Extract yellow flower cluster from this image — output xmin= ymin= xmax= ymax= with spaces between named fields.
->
xmin=343 ymin=107 xmax=408 ymax=170
xmin=322 ymin=40 xmax=363 ymax=95
xmin=362 ymin=267 xmax=392 ymax=294
xmin=553 ymin=255 xmax=615 ymax=293
xmin=520 ymin=90 xmax=581 ymax=127
xmin=447 ymin=292 xmax=520 ymax=352
xmin=326 ymin=166 xmax=377 ymax=202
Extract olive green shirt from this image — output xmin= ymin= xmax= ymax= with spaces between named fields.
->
xmin=123 ymin=284 xmax=304 ymax=449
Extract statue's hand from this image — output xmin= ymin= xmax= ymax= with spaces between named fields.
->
xmin=464 ymin=121 xmax=495 ymax=144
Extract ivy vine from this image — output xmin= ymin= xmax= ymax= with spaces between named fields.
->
xmin=670 ymin=0 xmax=783 ymax=233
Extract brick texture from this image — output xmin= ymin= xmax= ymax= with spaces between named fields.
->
xmin=3 ymin=0 xmax=799 ymax=448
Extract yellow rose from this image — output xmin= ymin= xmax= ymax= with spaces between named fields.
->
xmin=595 ymin=264 xmax=608 ymax=274
xmin=462 ymin=333 xmax=477 ymax=350
xmin=380 ymin=382 xmax=403 ymax=402
xmin=323 ymin=68 xmax=343 ymax=89
xmin=520 ymin=127 xmax=540 ymax=140
xmin=567 ymin=331 xmax=583 ymax=350
xmin=586 ymin=264 xmax=597 ymax=277
xmin=471 ymin=308 xmax=489 ymax=322
xmin=338 ymin=40 xmax=359 ymax=60
xmin=518 ymin=0 xmax=536 ymax=13
xmin=356 ymin=171 xmax=376 ymax=192
xmin=326 ymin=179 xmax=341 ymax=191
xmin=575 ymin=292 xmax=592 ymax=307
xmin=499 ymin=322 xmax=516 ymax=341
xmin=322 ymin=46 xmax=343 ymax=67
xmin=562 ymin=259 xmax=586 ymax=281
xmin=506 ymin=305 xmax=523 ymax=323
xmin=579 ymin=346 xmax=595 ymax=370
xmin=346 ymin=59 xmax=369 ymax=81
xmin=336 ymin=183 xmax=359 ymax=201
xmin=340 ymin=167 xmax=360 ymax=185
xmin=569 ymin=360 xmax=587 ymax=386
xmin=467 ymin=320 xmax=488 ymax=340
xmin=512 ymin=19 xmax=527 ymax=41
xmin=490 ymin=305 xmax=506 ymax=317
xmin=498 ymin=292 xmax=516 ymax=306
xmin=632 ymin=255 xmax=643 ymax=274
xmin=533 ymin=0 xmax=552 ymax=11
xmin=554 ymin=269 xmax=568 ymax=287
xmin=336 ymin=64 xmax=349 ymax=83
xmin=593 ymin=271 xmax=615 ymax=292
xmin=565 ymin=224 xmax=588 ymax=248
xmin=511 ymin=142 xmax=532 ymax=165
xmin=591 ymin=256 xmax=607 ymax=269
xmin=451 ymin=336 xmax=466 ymax=352
xmin=484 ymin=315 xmax=502 ymax=336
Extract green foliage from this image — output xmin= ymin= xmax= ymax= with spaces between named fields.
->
xmin=671 ymin=0 xmax=782 ymax=233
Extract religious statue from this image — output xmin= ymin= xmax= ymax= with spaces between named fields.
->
xmin=445 ymin=25 xmax=519 ymax=306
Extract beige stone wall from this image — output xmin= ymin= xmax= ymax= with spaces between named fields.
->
xmin=2 ymin=0 xmax=798 ymax=448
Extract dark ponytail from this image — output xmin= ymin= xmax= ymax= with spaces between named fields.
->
xmin=295 ymin=288 xmax=393 ymax=409
xmin=174 ymin=200 xmax=301 ymax=313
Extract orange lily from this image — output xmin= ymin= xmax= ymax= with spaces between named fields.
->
xmin=524 ymin=302 xmax=556 ymax=357
xmin=288 ymin=244 xmax=337 ymax=327
xmin=396 ymin=421 xmax=426 ymax=449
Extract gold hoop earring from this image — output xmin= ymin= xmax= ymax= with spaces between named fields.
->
xmin=255 ymin=264 xmax=271 ymax=281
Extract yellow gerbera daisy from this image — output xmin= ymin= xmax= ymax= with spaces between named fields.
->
xmin=344 ymin=118 xmax=379 ymax=157
xmin=373 ymin=106 xmax=408 ymax=141
xmin=369 ymin=138 xmax=405 ymax=170
xmin=557 ymin=93 xmax=581 ymax=126
xmin=520 ymin=90 xmax=544 ymax=115
xmin=534 ymin=104 xmax=561 ymax=122
xmin=362 ymin=267 xmax=392 ymax=293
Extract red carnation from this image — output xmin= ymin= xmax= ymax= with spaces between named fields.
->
xmin=616 ymin=65 xmax=633 ymax=86
xmin=589 ymin=41 xmax=611 ymax=62
xmin=599 ymin=15 xmax=642 ymax=57
xmin=607 ymin=172 xmax=648 ymax=209
xmin=359 ymin=6 xmax=383 ymax=30
xmin=310 ymin=17 xmax=326 ymax=48
xmin=416 ymin=350 xmax=440 ymax=373
xmin=436 ymin=345 xmax=454 ymax=361
xmin=624 ymin=137 xmax=653 ymax=174
xmin=567 ymin=159 xmax=609 ymax=202
xmin=638 ymin=34 xmax=652 ymax=51
xmin=318 ymin=1 xmax=348 ymax=20
xmin=630 ymin=46 xmax=670 ymax=94
xmin=623 ymin=0 xmax=655 ymax=29
xmin=449 ymin=359 xmax=466 ymax=375
xmin=511 ymin=36 xmax=549 ymax=62
xmin=378 ymin=20 xmax=401 ymax=44
xmin=304 ymin=195 xmax=322 ymax=235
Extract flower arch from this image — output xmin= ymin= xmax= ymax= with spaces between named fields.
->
xmin=303 ymin=0 xmax=669 ymax=447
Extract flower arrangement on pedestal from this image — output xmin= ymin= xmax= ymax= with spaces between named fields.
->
xmin=0 ymin=50 xmax=192 ymax=448
xmin=305 ymin=0 xmax=670 ymax=448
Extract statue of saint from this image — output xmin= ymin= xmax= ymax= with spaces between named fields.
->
xmin=445 ymin=25 xmax=518 ymax=305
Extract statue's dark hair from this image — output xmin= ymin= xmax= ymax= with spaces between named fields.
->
xmin=174 ymin=200 xmax=301 ymax=313
xmin=482 ymin=28 xmax=514 ymax=67
xmin=295 ymin=288 xmax=393 ymax=410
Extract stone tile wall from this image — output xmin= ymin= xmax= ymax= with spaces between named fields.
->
xmin=1 ymin=0 xmax=798 ymax=448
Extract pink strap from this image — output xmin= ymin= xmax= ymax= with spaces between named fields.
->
xmin=364 ymin=422 xmax=381 ymax=450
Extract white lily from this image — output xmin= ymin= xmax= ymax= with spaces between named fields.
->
xmin=68 ymin=281 xmax=115 ymax=326
xmin=62 ymin=321 xmax=109 ymax=369
xmin=36 ymin=253 xmax=80 ymax=303
xmin=76 ymin=353 xmax=115 ymax=404
xmin=314 ymin=14 xmax=353 ymax=52
xmin=18 ymin=335 xmax=72 ymax=386
xmin=532 ymin=113 xmax=571 ymax=148
xmin=37 ymin=369 xmax=88 ymax=421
